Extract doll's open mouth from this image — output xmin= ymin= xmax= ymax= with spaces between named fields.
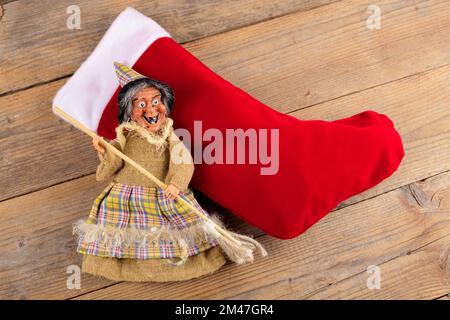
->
xmin=144 ymin=114 xmax=159 ymax=124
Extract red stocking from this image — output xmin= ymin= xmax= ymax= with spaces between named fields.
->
xmin=54 ymin=8 xmax=404 ymax=239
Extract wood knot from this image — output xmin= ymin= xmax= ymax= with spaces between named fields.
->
xmin=401 ymin=182 xmax=442 ymax=210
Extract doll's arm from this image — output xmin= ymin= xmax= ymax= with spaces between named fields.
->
xmin=96 ymin=140 xmax=124 ymax=181
xmin=165 ymin=131 xmax=194 ymax=192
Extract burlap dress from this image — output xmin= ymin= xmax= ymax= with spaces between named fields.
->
xmin=74 ymin=118 xmax=226 ymax=281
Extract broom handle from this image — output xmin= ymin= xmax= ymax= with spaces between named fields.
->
xmin=53 ymin=106 xmax=241 ymax=246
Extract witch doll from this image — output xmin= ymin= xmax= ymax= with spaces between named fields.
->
xmin=73 ymin=62 xmax=266 ymax=282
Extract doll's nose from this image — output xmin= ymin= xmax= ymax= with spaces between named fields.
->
xmin=146 ymin=104 xmax=156 ymax=111
xmin=145 ymin=104 xmax=158 ymax=115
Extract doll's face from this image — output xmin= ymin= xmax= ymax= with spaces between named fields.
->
xmin=131 ymin=87 xmax=167 ymax=133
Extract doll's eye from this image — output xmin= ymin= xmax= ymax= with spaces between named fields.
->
xmin=152 ymin=98 xmax=159 ymax=106
xmin=138 ymin=101 xmax=146 ymax=109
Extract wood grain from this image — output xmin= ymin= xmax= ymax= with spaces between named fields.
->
xmin=306 ymin=236 xmax=450 ymax=299
xmin=1 ymin=61 xmax=449 ymax=299
xmin=0 ymin=0 xmax=337 ymax=94
xmin=2 ymin=0 xmax=450 ymax=201
xmin=74 ymin=171 xmax=450 ymax=299
xmin=0 ymin=177 xmax=112 ymax=299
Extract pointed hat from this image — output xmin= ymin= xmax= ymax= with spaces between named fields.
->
xmin=113 ymin=62 xmax=147 ymax=87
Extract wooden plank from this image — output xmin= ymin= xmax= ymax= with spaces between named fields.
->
xmin=2 ymin=0 xmax=450 ymax=200
xmin=2 ymin=0 xmax=450 ymax=97
xmin=0 ymin=80 xmax=101 ymax=201
xmin=0 ymin=0 xmax=338 ymax=94
xmin=74 ymin=171 xmax=450 ymax=299
xmin=0 ymin=177 xmax=112 ymax=299
xmin=305 ymin=236 xmax=450 ymax=299
xmin=0 ymin=174 xmax=260 ymax=300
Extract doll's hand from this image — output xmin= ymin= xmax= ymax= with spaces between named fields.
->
xmin=92 ymin=136 xmax=106 ymax=155
xmin=165 ymin=184 xmax=180 ymax=200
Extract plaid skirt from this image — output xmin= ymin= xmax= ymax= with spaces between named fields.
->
xmin=75 ymin=182 xmax=219 ymax=260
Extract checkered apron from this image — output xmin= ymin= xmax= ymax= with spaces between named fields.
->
xmin=77 ymin=182 xmax=218 ymax=259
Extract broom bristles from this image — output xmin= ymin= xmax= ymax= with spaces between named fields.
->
xmin=202 ymin=215 xmax=268 ymax=264
xmin=201 ymin=215 xmax=268 ymax=264
xmin=215 ymin=231 xmax=268 ymax=265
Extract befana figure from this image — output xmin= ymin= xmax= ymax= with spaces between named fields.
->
xmin=73 ymin=62 xmax=266 ymax=282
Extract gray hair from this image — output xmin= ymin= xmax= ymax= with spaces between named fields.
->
xmin=117 ymin=78 xmax=174 ymax=123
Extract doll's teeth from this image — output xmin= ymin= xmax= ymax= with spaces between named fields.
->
xmin=145 ymin=114 xmax=159 ymax=124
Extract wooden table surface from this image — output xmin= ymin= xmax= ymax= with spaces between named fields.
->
xmin=1 ymin=0 xmax=449 ymax=300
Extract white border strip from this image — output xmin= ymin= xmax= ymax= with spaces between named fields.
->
xmin=53 ymin=7 xmax=170 ymax=132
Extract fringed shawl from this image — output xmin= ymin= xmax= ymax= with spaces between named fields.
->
xmin=115 ymin=118 xmax=174 ymax=151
